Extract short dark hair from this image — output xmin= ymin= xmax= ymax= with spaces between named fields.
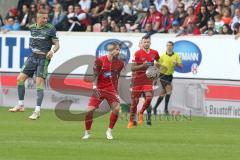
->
xmin=107 ymin=41 xmax=120 ymax=51
xmin=167 ymin=41 xmax=174 ymax=46
xmin=142 ymin=34 xmax=151 ymax=40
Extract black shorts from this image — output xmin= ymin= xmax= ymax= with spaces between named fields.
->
xmin=21 ymin=53 xmax=50 ymax=79
xmin=159 ymin=74 xmax=173 ymax=88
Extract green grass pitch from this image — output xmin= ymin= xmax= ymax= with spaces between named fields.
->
xmin=0 ymin=107 xmax=240 ymax=160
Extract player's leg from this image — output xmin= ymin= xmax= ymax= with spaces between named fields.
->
xmin=153 ymin=76 xmax=170 ymax=115
xmin=164 ymin=84 xmax=173 ymax=115
xmin=146 ymin=104 xmax=152 ymax=125
xmin=28 ymin=58 xmax=49 ymax=120
xmin=138 ymin=89 xmax=153 ymax=125
xmin=153 ymin=87 xmax=166 ymax=115
xmin=8 ymin=73 xmax=28 ymax=112
xmin=82 ymin=95 xmax=102 ymax=139
xmin=82 ymin=106 xmax=97 ymax=139
xmin=9 ymin=56 xmax=35 ymax=112
xmin=107 ymin=101 xmax=120 ymax=140
xmin=127 ymin=91 xmax=141 ymax=128
xmin=163 ymin=75 xmax=173 ymax=115
xmin=29 ymin=77 xmax=45 ymax=120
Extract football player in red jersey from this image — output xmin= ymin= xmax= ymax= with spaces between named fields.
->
xmin=128 ymin=35 xmax=160 ymax=128
xmin=82 ymin=42 xmax=125 ymax=140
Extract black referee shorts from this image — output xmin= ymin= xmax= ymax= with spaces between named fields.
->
xmin=159 ymin=73 xmax=173 ymax=88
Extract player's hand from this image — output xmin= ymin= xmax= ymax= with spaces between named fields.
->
xmin=46 ymin=51 xmax=54 ymax=59
xmin=173 ymin=60 xmax=177 ymax=66
xmin=143 ymin=61 xmax=153 ymax=67
xmin=93 ymin=85 xmax=101 ymax=98
xmin=155 ymin=63 xmax=161 ymax=69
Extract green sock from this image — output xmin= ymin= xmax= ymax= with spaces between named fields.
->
xmin=17 ymin=81 xmax=25 ymax=100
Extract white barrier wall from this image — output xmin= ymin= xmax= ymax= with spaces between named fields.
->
xmin=0 ymin=32 xmax=240 ymax=118
xmin=1 ymin=32 xmax=240 ymax=80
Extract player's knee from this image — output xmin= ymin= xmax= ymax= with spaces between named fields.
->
xmin=159 ymin=90 xmax=166 ymax=97
xmin=36 ymin=84 xmax=44 ymax=90
xmin=131 ymin=98 xmax=139 ymax=107
xmin=165 ymin=86 xmax=172 ymax=94
xmin=17 ymin=75 xmax=26 ymax=85
xmin=145 ymin=95 xmax=153 ymax=104
xmin=112 ymin=106 xmax=120 ymax=114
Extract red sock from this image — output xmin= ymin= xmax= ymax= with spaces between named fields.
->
xmin=109 ymin=112 xmax=118 ymax=129
xmin=140 ymin=97 xmax=152 ymax=114
xmin=85 ymin=111 xmax=93 ymax=130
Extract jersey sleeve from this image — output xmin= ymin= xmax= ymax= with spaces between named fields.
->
xmin=132 ymin=51 xmax=140 ymax=63
xmin=93 ymin=58 xmax=102 ymax=74
xmin=50 ymin=27 xmax=58 ymax=40
xmin=155 ymin=51 xmax=160 ymax=61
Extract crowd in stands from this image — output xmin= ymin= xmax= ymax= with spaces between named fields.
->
xmin=0 ymin=0 xmax=240 ymax=37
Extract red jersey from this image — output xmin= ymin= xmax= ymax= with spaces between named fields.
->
xmin=94 ymin=55 xmax=124 ymax=92
xmin=132 ymin=49 xmax=160 ymax=87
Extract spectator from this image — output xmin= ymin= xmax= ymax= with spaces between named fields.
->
xmin=224 ymin=0 xmax=235 ymax=16
xmin=197 ymin=5 xmax=210 ymax=32
xmin=215 ymin=0 xmax=224 ymax=14
xmin=101 ymin=18 xmax=110 ymax=32
xmin=89 ymin=0 xmax=108 ymax=25
xmin=168 ymin=20 xmax=181 ymax=34
xmin=79 ymin=0 xmax=92 ymax=13
xmin=142 ymin=22 xmax=155 ymax=35
xmin=67 ymin=5 xmax=75 ymax=19
xmin=231 ymin=8 xmax=240 ymax=29
xmin=154 ymin=0 xmax=177 ymax=14
xmin=50 ymin=3 xmax=68 ymax=31
xmin=68 ymin=4 xmax=90 ymax=31
xmin=109 ymin=20 xmax=120 ymax=32
xmin=5 ymin=8 xmax=18 ymax=20
xmin=28 ymin=3 xmax=38 ymax=25
xmin=222 ymin=23 xmax=233 ymax=34
xmin=234 ymin=23 xmax=240 ymax=38
xmin=1 ymin=16 xmax=20 ymax=33
xmin=18 ymin=4 xmax=30 ymax=30
xmin=17 ymin=0 xmax=32 ymax=11
xmin=173 ymin=2 xmax=187 ymax=26
xmin=222 ymin=7 xmax=233 ymax=24
xmin=120 ymin=24 xmax=127 ymax=32
xmin=121 ymin=0 xmax=135 ymax=24
xmin=203 ymin=20 xmax=216 ymax=34
xmin=233 ymin=22 xmax=240 ymax=34
xmin=103 ymin=0 xmax=122 ymax=23
xmin=214 ymin=13 xmax=224 ymax=33
xmin=206 ymin=1 xmax=218 ymax=21
xmin=144 ymin=4 xmax=162 ymax=31
xmin=180 ymin=6 xmax=197 ymax=31
xmin=232 ymin=0 xmax=240 ymax=11
xmin=158 ymin=5 xmax=172 ymax=33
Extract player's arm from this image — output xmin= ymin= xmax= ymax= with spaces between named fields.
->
xmin=131 ymin=62 xmax=149 ymax=71
xmin=131 ymin=52 xmax=150 ymax=71
xmin=47 ymin=27 xmax=60 ymax=59
xmin=175 ymin=55 xmax=183 ymax=68
xmin=51 ymin=39 xmax=60 ymax=53
xmin=92 ymin=58 xmax=102 ymax=87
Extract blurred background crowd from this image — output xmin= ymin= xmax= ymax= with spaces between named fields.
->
xmin=0 ymin=0 xmax=240 ymax=36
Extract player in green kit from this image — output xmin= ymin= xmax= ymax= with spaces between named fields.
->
xmin=8 ymin=10 xmax=60 ymax=120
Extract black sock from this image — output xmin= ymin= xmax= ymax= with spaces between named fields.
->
xmin=146 ymin=106 xmax=152 ymax=122
xmin=165 ymin=94 xmax=171 ymax=113
xmin=153 ymin=96 xmax=164 ymax=114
